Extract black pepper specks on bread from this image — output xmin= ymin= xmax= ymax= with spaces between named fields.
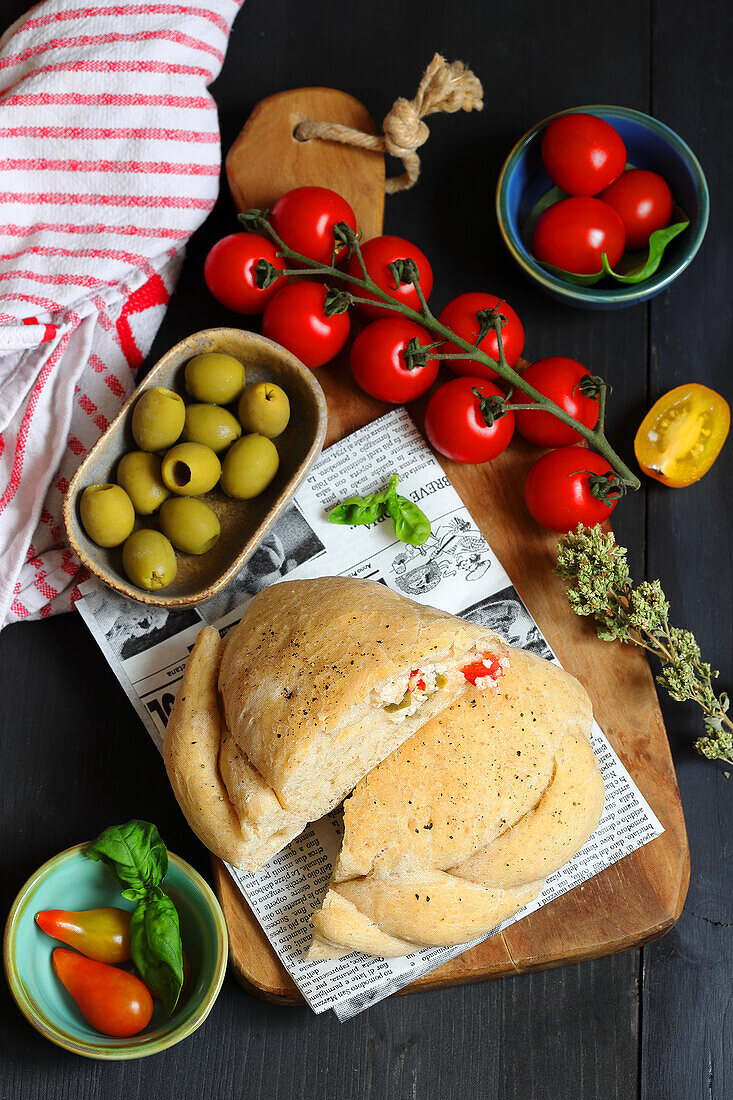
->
xmin=164 ymin=577 xmax=504 ymax=870
xmin=308 ymin=648 xmax=604 ymax=958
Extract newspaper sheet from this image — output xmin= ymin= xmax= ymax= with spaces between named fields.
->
xmin=76 ymin=407 xmax=663 ymax=1020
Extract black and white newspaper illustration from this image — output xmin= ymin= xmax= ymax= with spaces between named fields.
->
xmin=76 ymin=407 xmax=663 ymax=1021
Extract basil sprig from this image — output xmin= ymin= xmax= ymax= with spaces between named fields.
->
xmin=328 ymin=473 xmax=430 ymax=546
xmin=85 ymin=820 xmax=184 ymax=1015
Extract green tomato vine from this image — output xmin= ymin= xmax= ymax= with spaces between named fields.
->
xmin=240 ymin=209 xmax=641 ymax=495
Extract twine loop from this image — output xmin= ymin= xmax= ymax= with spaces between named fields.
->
xmin=293 ymin=53 xmax=483 ymax=193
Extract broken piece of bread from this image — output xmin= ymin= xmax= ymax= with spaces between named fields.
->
xmin=308 ymin=648 xmax=604 ymax=958
xmin=164 ymin=577 xmax=506 ymax=870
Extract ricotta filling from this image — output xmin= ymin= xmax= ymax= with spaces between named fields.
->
xmin=460 ymin=652 xmax=511 ymax=692
xmin=375 ymin=665 xmax=451 ymax=722
xmin=374 ymin=651 xmax=510 ymax=723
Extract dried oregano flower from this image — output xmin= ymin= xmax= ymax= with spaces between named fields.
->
xmin=556 ymin=524 xmax=732 ymax=770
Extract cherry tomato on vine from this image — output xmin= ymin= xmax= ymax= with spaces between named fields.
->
xmin=346 ymin=235 xmax=433 ymax=318
xmin=541 ymin=113 xmax=627 ymax=196
xmin=52 ymin=947 xmax=153 ymax=1038
xmin=634 ymin=383 xmax=730 ymax=487
xmin=598 ymin=169 xmax=674 ymax=251
xmin=350 ymin=317 xmax=438 ymax=403
xmin=513 ymin=357 xmax=600 ymax=447
xmin=204 ymin=233 xmax=287 ymax=314
xmin=270 ymin=186 xmax=357 ymax=265
xmin=262 ymin=280 xmax=350 ymax=368
xmin=523 ymin=446 xmax=621 ymax=532
xmin=437 ymin=292 xmax=525 ymax=380
xmin=532 ymin=197 xmax=626 ymax=274
xmin=424 ymin=377 xmax=515 ymax=464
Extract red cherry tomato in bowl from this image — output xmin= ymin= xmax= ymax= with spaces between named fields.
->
xmin=532 ymin=197 xmax=626 ymax=275
xmin=541 ymin=113 xmax=627 ymax=196
xmin=437 ymin=292 xmax=525 ymax=380
xmin=424 ymin=377 xmax=515 ymax=464
xmin=204 ymin=233 xmax=287 ymax=314
xmin=270 ymin=186 xmax=357 ymax=265
xmin=346 ymin=235 xmax=433 ymax=318
xmin=523 ymin=446 xmax=621 ymax=532
xmin=350 ymin=318 xmax=438 ymax=403
xmin=262 ymin=281 xmax=350 ymax=369
xmin=513 ymin=357 xmax=600 ymax=447
xmin=598 ymin=169 xmax=674 ymax=251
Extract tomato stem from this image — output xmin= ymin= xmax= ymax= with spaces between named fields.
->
xmin=240 ymin=212 xmax=640 ymax=490
xmin=597 ymin=383 xmax=608 ymax=436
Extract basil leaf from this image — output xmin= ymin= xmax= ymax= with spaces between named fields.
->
xmin=520 ymin=183 xmax=567 ymax=243
xmin=536 ymin=260 xmax=605 ymax=287
xmin=387 ymin=494 xmax=431 ymax=546
xmin=328 ymin=474 xmax=429 ymax=544
xmin=130 ymin=889 xmax=184 ymax=1016
xmin=525 ymin=184 xmax=690 ymax=287
xmin=327 ymin=474 xmax=399 ymax=527
xmin=600 ymin=219 xmax=689 ymax=283
xmin=84 ymin=820 xmax=168 ymax=901
xmin=328 ymin=497 xmax=389 ymax=526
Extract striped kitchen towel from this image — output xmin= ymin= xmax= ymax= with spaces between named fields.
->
xmin=0 ymin=0 xmax=242 ymax=626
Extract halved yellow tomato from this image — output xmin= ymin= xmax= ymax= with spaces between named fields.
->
xmin=634 ymin=383 xmax=730 ymax=487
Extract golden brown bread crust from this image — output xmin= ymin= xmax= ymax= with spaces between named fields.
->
xmin=308 ymin=650 xmax=605 ymax=958
xmin=163 ymin=628 xmax=255 ymax=868
xmin=218 ymin=577 xmax=501 ymax=808
xmin=164 ymin=627 xmax=309 ymax=868
xmin=165 ymin=577 xmax=505 ymax=870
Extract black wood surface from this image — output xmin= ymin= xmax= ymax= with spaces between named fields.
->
xmin=1 ymin=1 xmax=730 ymax=1098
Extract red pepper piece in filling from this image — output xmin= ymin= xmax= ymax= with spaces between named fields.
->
xmin=409 ymin=669 xmax=427 ymax=691
xmin=461 ymin=656 xmax=504 ymax=685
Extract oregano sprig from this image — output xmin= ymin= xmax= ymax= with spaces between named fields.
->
xmin=555 ymin=524 xmax=732 ymax=769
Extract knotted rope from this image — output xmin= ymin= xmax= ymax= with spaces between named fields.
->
xmin=293 ymin=53 xmax=484 ymax=193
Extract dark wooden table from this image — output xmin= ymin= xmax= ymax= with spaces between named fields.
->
xmin=1 ymin=1 xmax=730 ymax=1097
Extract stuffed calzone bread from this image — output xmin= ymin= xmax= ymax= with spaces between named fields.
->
xmin=308 ymin=648 xmax=605 ymax=959
xmin=164 ymin=576 xmax=508 ymax=870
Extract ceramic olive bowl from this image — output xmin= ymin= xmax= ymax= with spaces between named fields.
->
xmin=63 ymin=328 xmax=327 ymax=607
xmin=496 ymin=105 xmax=709 ymax=309
xmin=3 ymin=844 xmax=228 ymax=1059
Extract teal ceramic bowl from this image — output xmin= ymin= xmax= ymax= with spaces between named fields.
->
xmin=496 ymin=105 xmax=709 ymax=309
xmin=4 ymin=844 xmax=228 ymax=1059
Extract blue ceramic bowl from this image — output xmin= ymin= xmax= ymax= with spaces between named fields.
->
xmin=496 ymin=105 xmax=709 ymax=309
xmin=4 ymin=844 xmax=228 ymax=1059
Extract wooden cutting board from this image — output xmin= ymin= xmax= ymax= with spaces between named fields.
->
xmin=213 ymin=89 xmax=689 ymax=1005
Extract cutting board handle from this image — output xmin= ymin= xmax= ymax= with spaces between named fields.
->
xmin=225 ymin=87 xmax=385 ymax=243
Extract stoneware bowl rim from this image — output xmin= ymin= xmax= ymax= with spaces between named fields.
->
xmin=63 ymin=327 xmax=328 ymax=608
xmin=495 ymin=103 xmax=710 ymax=307
xmin=4 ymin=842 xmax=228 ymax=1060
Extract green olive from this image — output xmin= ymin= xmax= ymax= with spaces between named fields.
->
xmin=181 ymin=404 xmax=242 ymax=453
xmin=220 ymin=434 xmax=279 ymax=500
xmin=184 ymin=352 xmax=245 ymax=405
xmin=131 ymin=387 xmax=185 ymax=452
xmin=237 ymin=382 xmax=290 ymax=439
xmin=117 ymin=451 xmax=170 ymax=515
xmin=122 ymin=529 xmax=177 ymax=590
xmin=80 ymin=484 xmax=135 ymax=547
xmin=159 ymin=497 xmax=221 ymax=555
xmin=161 ymin=442 xmax=221 ymax=496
